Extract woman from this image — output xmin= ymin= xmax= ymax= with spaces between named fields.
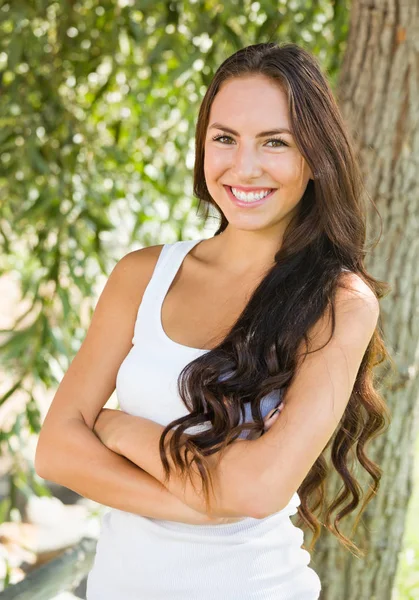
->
xmin=36 ymin=42 xmax=390 ymax=599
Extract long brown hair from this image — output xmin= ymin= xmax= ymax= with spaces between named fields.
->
xmin=158 ymin=42 xmax=391 ymax=558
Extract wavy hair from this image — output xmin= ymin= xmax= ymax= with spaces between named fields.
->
xmin=158 ymin=42 xmax=391 ymax=558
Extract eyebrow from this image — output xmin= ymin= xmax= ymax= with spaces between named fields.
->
xmin=208 ymin=122 xmax=293 ymax=137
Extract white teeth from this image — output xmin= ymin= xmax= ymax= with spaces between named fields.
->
xmin=231 ymin=187 xmax=273 ymax=202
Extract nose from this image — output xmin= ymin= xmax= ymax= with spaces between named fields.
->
xmin=232 ymin=143 xmax=263 ymax=181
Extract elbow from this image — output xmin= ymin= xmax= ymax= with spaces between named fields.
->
xmin=34 ymin=413 xmax=86 ymax=480
xmin=233 ymin=484 xmax=271 ymax=520
xmin=246 ymin=497 xmax=273 ymax=520
xmin=219 ymin=441 xmax=277 ymax=519
xmin=34 ymin=458 xmax=47 ymax=480
xmin=34 ymin=428 xmax=60 ymax=480
xmin=249 ymin=503 xmax=280 ymax=520
xmin=34 ymin=436 xmax=49 ymax=479
xmin=244 ymin=480 xmax=288 ymax=520
xmin=220 ymin=463 xmax=269 ymax=519
xmin=247 ymin=498 xmax=285 ymax=520
xmin=34 ymin=461 xmax=47 ymax=481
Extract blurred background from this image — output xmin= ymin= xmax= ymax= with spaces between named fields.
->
xmin=0 ymin=1 xmax=418 ymax=599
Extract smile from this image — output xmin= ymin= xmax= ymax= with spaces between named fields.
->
xmin=224 ymin=185 xmax=276 ymax=207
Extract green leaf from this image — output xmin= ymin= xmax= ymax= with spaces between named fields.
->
xmin=26 ymin=397 xmax=42 ymax=434
xmin=0 ymin=379 xmax=23 ymax=408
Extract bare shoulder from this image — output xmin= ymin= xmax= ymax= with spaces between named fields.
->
xmin=115 ymin=243 xmax=165 ymax=279
xmin=305 ymin=271 xmax=380 ymax=355
xmin=336 ymin=271 xmax=380 ymax=326
xmin=109 ymin=244 xmax=165 ymax=301
xmin=119 ymin=243 xmax=165 ymax=265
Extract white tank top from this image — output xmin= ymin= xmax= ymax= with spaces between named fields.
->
xmin=86 ymin=238 xmax=322 ymax=600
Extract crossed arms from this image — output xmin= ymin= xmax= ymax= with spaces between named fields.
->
xmin=93 ymin=273 xmax=379 ymax=520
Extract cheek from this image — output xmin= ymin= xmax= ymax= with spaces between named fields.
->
xmin=269 ymin=154 xmax=307 ymax=187
xmin=204 ymin=148 xmax=227 ymax=178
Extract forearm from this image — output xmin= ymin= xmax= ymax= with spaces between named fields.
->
xmin=35 ymin=418 xmax=217 ymax=524
xmin=114 ymin=414 xmax=253 ymax=519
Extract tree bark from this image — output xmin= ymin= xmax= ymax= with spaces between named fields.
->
xmin=308 ymin=1 xmax=419 ymax=598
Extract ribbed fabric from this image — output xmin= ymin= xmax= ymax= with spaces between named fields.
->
xmin=86 ymin=239 xmax=322 ymax=599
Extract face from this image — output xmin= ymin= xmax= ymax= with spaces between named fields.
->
xmin=204 ymin=74 xmax=313 ymax=234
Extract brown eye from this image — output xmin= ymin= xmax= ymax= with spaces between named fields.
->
xmin=212 ymin=135 xmax=233 ymax=144
xmin=266 ymin=138 xmax=288 ymax=147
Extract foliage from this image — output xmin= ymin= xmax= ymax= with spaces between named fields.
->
xmin=0 ymin=0 xmax=348 ymax=512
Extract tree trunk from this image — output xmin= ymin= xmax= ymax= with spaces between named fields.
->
xmin=308 ymin=1 xmax=419 ymax=598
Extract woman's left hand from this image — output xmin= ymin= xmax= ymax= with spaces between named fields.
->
xmin=93 ymin=408 xmax=128 ymax=454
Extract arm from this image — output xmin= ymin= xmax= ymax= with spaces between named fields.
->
xmin=92 ymin=400 xmax=283 ymax=520
xmin=240 ymin=274 xmax=381 ymax=518
xmin=35 ymin=415 xmax=227 ymax=525
xmin=34 ymin=247 xmax=228 ymax=525
xmin=92 ymin=409 xmax=254 ymax=519
xmin=100 ymin=274 xmax=379 ymax=520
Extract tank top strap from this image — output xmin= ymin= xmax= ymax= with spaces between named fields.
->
xmin=131 ymin=239 xmax=203 ymax=345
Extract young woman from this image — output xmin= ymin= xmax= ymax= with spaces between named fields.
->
xmin=36 ymin=42 xmax=390 ymax=599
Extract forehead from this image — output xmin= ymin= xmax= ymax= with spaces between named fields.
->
xmin=208 ymin=75 xmax=290 ymax=129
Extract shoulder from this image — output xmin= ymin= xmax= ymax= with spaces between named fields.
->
xmin=305 ymin=271 xmax=379 ymax=354
xmin=115 ymin=243 xmax=166 ymax=272
xmin=106 ymin=243 xmax=166 ymax=304
xmin=335 ymin=271 xmax=380 ymax=334
xmin=112 ymin=243 xmax=166 ymax=281
xmin=324 ymin=271 xmax=380 ymax=353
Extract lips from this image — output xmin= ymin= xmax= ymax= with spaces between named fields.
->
xmin=224 ymin=185 xmax=276 ymax=207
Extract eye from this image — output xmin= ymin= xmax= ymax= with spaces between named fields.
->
xmin=265 ymin=137 xmax=288 ymax=148
xmin=211 ymin=134 xmax=288 ymax=148
xmin=212 ymin=134 xmax=234 ymax=144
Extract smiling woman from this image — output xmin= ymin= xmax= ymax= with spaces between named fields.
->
xmin=201 ymin=76 xmax=315 ymax=245
xmin=37 ymin=41 xmax=390 ymax=600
